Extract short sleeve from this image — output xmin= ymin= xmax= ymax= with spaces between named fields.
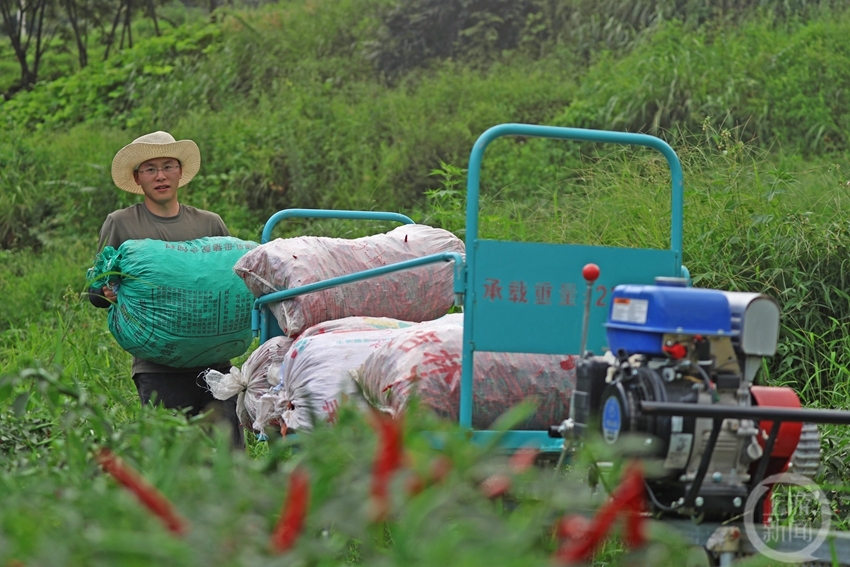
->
xmin=97 ymin=216 xmax=123 ymax=253
xmin=214 ymin=214 xmax=230 ymax=237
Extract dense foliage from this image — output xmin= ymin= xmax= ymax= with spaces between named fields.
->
xmin=3 ymin=1 xmax=850 ymax=565
xmin=2 ymin=0 xmax=850 ymax=253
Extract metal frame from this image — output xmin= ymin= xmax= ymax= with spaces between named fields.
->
xmin=251 ymin=124 xmax=691 ymax=454
xmin=639 ymin=401 xmax=850 ymax=515
xmin=255 ymin=209 xmax=420 ymax=343
xmin=460 ymin=123 xmax=686 ymax=451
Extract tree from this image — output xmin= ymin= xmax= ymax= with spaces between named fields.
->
xmin=102 ymin=0 xmax=162 ymax=60
xmin=370 ymin=0 xmax=538 ymax=81
xmin=0 ymin=0 xmax=58 ymax=90
xmin=62 ymin=0 xmax=93 ymax=68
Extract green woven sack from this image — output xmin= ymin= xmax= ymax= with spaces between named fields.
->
xmin=87 ymin=237 xmax=258 ymax=368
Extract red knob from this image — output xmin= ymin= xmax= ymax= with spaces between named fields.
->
xmin=582 ymin=263 xmax=600 ymax=283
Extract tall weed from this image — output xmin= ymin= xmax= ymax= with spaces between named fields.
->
xmin=174 ymin=59 xmax=576 ymax=226
xmin=0 ymin=239 xmax=100 ymax=331
xmin=369 ymin=0 xmax=836 ymax=76
xmin=556 ymin=10 xmax=850 ymax=153
xmin=0 ymin=357 xmax=697 ymax=566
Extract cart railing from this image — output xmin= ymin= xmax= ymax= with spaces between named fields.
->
xmin=255 ymin=209 xmax=419 ymax=343
xmin=459 ymin=124 xmax=686 ymax=449
xmin=253 ymin=124 xmax=687 ymax=453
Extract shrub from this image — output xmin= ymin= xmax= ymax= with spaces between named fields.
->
xmin=555 ymin=9 xmax=850 ymax=154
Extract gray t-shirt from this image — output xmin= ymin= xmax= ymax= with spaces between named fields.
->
xmin=95 ymin=203 xmax=231 ymax=376
xmin=98 ymin=202 xmax=229 ymax=251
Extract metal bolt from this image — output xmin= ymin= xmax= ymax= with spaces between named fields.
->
xmin=712 ymin=472 xmax=723 ymax=483
xmin=645 ymin=438 xmax=653 ymax=445
xmin=695 ymin=497 xmax=704 ymax=507
xmin=676 ymin=497 xmax=685 ymax=506
xmin=733 ymin=497 xmax=742 ymax=508
xmin=679 ymin=474 xmax=688 ymax=482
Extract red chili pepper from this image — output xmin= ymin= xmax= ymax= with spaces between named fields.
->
xmin=368 ymin=410 xmax=405 ymax=521
xmin=405 ymin=472 xmax=427 ymax=496
xmin=556 ymin=514 xmax=589 ymax=539
xmin=509 ymin=448 xmax=539 ymax=473
xmin=96 ymin=447 xmax=188 ymax=537
xmin=429 ymin=455 xmax=452 ymax=483
xmin=620 ymin=465 xmax=647 ymax=548
xmin=481 ymin=474 xmax=511 ymax=499
xmin=554 ymin=461 xmax=646 ymax=564
xmin=406 ymin=454 xmax=454 ymax=497
xmin=270 ymin=466 xmax=311 ymax=554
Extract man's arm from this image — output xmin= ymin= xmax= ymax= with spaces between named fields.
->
xmin=87 ymin=286 xmax=115 ymax=308
xmin=88 ymin=216 xmax=120 ymax=308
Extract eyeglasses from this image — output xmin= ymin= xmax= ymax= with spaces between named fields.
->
xmin=136 ymin=164 xmax=181 ymax=177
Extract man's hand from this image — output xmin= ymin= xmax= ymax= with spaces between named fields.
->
xmin=102 ymin=285 xmax=117 ymax=303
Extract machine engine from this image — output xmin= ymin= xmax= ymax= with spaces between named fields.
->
xmin=569 ymin=277 xmax=810 ymax=520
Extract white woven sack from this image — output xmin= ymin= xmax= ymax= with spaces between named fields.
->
xmin=252 ymin=316 xmax=416 ymax=432
xmin=353 ymin=314 xmax=578 ymax=430
xmin=203 ymin=335 xmax=295 ymax=430
xmin=233 ymin=224 xmax=464 ymax=336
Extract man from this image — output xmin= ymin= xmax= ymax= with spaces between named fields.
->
xmin=89 ymin=130 xmax=244 ymax=448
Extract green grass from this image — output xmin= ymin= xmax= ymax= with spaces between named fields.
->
xmin=3 ymin=1 xmax=850 ymax=563
xmin=1 ymin=128 xmax=849 ymax=564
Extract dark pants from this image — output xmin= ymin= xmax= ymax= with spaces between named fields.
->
xmin=132 ymin=371 xmax=245 ymax=449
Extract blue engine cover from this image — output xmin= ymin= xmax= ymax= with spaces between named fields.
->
xmin=606 ymin=284 xmax=732 ymax=356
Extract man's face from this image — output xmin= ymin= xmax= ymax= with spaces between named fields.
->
xmin=132 ymin=157 xmax=182 ymax=207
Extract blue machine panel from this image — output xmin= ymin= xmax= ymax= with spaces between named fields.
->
xmin=470 ymin=239 xmax=679 ymax=355
xmin=606 ymin=284 xmax=732 ymax=356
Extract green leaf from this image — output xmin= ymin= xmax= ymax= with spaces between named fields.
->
xmin=11 ymin=392 xmax=29 ymax=417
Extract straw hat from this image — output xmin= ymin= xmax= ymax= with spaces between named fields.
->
xmin=111 ymin=131 xmax=201 ymax=194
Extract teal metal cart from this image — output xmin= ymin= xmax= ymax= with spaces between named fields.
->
xmin=252 ymin=208 xmax=464 ymax=343
xmin=458 ymin=123 xmax=685 ymax=453
xmin=252 ymin=123 xmax=687 ymax=456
